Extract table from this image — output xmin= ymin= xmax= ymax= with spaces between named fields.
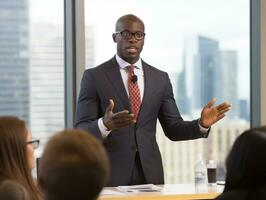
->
xmin=99 ymin=184 xmax=224 ymax=200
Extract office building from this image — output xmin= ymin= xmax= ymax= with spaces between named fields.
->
xmin=30 ymin=24 xmax=64 ymax=139
xmin=219 ymin=50 xmax=238 ymax=120
xmin=0 ymin=0 xmax=30 ymax=123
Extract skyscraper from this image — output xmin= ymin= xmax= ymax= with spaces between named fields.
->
xmin=219 ymin=50 xmax=238 ymax=119
xmin=176 ymin=70 xmax=190 ymax=115
xmin=0 ymin=0 xmax=30 ymax=123
xmin=239 ymin=99 xmax=249 ymax=121
xmin=195 ymin=36 xmax=220 ymax=110
xmin=182 ymin=35 xmax=239 ymax=119
xmin=182 ymin=35 xmax=219 ymax=117
xmin=175 ymin=49 xmax=192 ymax=117
xmin=156 ymin=35 xmax=243 ymax=183
xmin=30 ymin=24 xmax=95 ymax=140
xmin=30 ymin=24 xmax=64 ymax=139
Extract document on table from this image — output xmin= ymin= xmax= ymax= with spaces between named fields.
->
xmin=117 ymin=184 xmax=162 ymax=193
xmin=100 ymin=189 xmax=123 ymax=195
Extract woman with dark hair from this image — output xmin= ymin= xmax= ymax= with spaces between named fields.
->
xmin=216 ymin=126 xmax=266 ymax=200
xmin=0 ymin=116 xmax=41 ymax=200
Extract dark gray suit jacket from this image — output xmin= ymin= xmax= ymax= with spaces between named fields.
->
xmin=75 ymin=56 xmax=208 ymax=186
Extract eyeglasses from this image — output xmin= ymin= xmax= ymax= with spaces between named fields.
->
xmin=115 ymin=30 xmax=145 ymax=40
xmin=27 ymin=139 xmax=40 ymax=150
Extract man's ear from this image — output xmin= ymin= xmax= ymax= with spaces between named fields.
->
xmin=112 ymin=33 xmax=117 ymax=43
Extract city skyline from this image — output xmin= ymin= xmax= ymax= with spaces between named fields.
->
xmin=29 ymin=0 xmax=250 ymax=99
xmin=84 ymin=0 xmax=249 ymax=99
xmin=176 ymin=34 xmax=247 ymax=120
xmin=27 ymin=0 xmax=250 ymax=98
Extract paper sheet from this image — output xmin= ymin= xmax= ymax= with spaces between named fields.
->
xmin=117 ymin=184 xmax=162 ymax=193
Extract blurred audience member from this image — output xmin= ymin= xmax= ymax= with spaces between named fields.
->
xmin=38 ymin=129 xmax=109 ymax=200
xmin=0 ymin=116 xmax=41 ymax=200
xmin=216 ymin=126 xmax=266 ymax=200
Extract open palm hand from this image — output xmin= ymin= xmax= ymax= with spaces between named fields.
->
xmin=200 ymin=98 xmax=231 ymax=128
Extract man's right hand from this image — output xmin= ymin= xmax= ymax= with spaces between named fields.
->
xmin=103 ymin=99 xmax=136 ymax=131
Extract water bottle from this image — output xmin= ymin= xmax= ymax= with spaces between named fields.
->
xmin=194 ymin=153 xmax=207 ymax=192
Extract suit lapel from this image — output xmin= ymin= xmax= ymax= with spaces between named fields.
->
xmin=137 ymin=61 xmax=154 ymax=125
xmin=103 ymin=57 xmax=131 ymax=111
xmin=103 ymin=57 xmax=155 ymax=122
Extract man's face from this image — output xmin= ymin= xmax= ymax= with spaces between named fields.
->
xmin=113 ymin=20 xmax=145 ymax=64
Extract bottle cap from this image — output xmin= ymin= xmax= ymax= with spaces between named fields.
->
xmin=209 ymin=160 xmax=215 ymax=164
xmin=207 ymin=160 xmax=216 ymax=168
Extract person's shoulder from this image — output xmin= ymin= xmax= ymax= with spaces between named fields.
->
xmin=216 ymin=186 xmax=266 ymax=200
xmin=141 ymin=60 xmax=168 ymax=76
xmin=0 ymin=179 xmax=30 ymax=200
xmin=85 ymin=57 xmax=116 ymax=74
xmin=215 ymin=189 xmax=247 ymax=200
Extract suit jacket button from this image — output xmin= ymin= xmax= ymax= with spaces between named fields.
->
xmin=131 ymin=146 xmax=138 ymax=152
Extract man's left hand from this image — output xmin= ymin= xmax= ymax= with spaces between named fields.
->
xmin=200 ymin=98 xmax=231 ymax=128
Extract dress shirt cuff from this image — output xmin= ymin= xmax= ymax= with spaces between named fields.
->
xmin=98 ymin=118 xmax=111 ymax=138
xmin=198 ymin=119 xmax=210 ymax=133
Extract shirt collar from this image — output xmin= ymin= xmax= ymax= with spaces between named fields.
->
xmin=115 ymin=54 xmax=142 ymax=70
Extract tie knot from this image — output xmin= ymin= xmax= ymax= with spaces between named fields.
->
xmin=126 ymin=65 xmax=135 ymax=74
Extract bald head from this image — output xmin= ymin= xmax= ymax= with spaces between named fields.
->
xmin=113 ymin=14 xmax=145 ymax=64
xmin=115 ymin=14 xmax=145 ymax=32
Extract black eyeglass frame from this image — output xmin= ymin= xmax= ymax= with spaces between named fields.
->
xmin=115 ymin=30 xmax=146 ymax=40
xmin=26 ymin=139 xmax=40 ymax=150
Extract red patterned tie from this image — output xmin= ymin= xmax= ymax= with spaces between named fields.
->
xmin=127 ymin=65 xmax=141 ymax=120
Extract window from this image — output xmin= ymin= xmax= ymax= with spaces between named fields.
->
xmin=85 ymin=0 xmax=250 ymax=183
xmin=0 ymin=0 xmax=64 ymax=152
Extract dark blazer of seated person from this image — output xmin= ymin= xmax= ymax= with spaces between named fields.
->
xmin=0 ymin=179 xmax=30 ymax=200
xmin=215 ymin=126 xmax=266 ymax=200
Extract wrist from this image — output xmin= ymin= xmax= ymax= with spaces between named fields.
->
xmin=102 ymin=118 xmax=111 ymax=131
xmin=199 ymin=118 xmax=209 ymax=129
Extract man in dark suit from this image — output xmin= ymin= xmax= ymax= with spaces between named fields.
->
xmin=75 ymin=14 xmax=231 ymax=186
